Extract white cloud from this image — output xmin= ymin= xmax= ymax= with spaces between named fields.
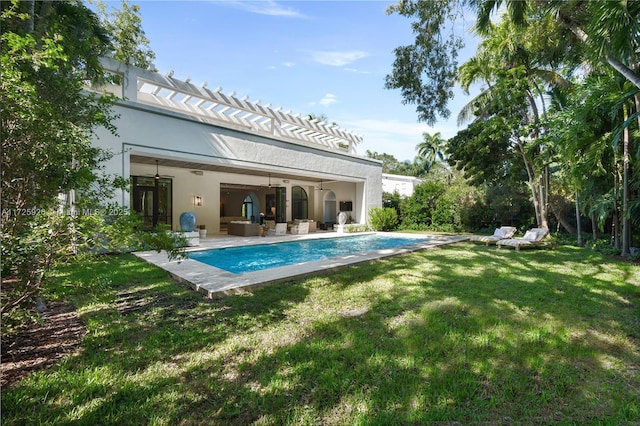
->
xmin=267 ymin=62 xmax=294 ymax=70
xmin=308 ymin=50 xmax=369 ymax=67
xmin=340 ymin=118 xmax=458 ymax=161
xmin=223 ymin=1 xmax=307 ymax=18
xmin=319 ymin=93 xmax=338 ymax=107
xmin=344 ymin=67 xmax=371 ymax=74
xmin=345 ymin=119 xmax=432 ymax=138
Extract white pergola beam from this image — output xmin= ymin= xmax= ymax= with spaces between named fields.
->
xmin=134 ymin=72 xmax=362 ymax=150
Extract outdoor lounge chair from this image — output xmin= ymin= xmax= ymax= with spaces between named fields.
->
xmin=496 ymin=227 xmax=556 ymax=251
xmin=469 ymin=226 xmax=517 ymax=246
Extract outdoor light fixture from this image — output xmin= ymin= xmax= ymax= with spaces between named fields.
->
xmin=268 ymin=173 xmax=272 ymax=188
xmin=194 ymin=195 xmax=203 ymax=206
xmin=155 ymin=160 xmax=160 ymax=180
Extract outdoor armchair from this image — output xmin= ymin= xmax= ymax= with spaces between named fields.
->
xmin=268 ymin=223 xmax=287 ymax=236
xmin=290 ymin=221 xmax=309 ymax=235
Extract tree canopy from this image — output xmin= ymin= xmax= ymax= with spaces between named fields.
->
xmin=1 ymin=0 xmax=180 ymax=328
xmin=384 ymin=0 xmax=465 ymax=125
xmin=388 ymin=0 xmax=639 ymax=252
xmin=91 ymin=0 xmax=156 ymax=70
xmin=1 ymin=0 xmax=117 ymax=317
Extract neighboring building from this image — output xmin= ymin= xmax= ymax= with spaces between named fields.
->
xmin=91 ymin=58 xmax=382 ymax=234
xmin=382 ymin=173 xmax=422 ymax=198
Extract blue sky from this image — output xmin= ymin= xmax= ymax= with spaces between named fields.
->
xmin=129 ymin=1 xmax=479 ymax=161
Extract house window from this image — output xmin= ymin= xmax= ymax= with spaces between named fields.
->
xmin=292 ymin=186 xmax=308 ymax=219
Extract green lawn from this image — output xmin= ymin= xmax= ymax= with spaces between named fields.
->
xmin=2 ymin=243 xmax=639 ymax=425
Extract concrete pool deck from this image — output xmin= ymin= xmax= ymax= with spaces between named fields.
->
xmin=133 ymin=232 xmax=469 ymax=298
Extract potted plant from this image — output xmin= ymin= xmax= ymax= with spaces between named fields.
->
xmin=198 ymin=224 xmax=207 ymax=239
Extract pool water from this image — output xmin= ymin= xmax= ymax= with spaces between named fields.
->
xmin=189 ymin=234 xmax=429 ymax=274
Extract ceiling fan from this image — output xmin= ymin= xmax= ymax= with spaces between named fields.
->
xmin=143 ymin=160 xmax=175 ymax=178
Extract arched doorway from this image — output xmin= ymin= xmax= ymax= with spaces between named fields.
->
xmin=242 ymin=192 xmax=260 ymax=223
xmin=292 ymin=186 xmax=308 ymax=219
xmin=323 ymin=191 xmax=337 ymax=225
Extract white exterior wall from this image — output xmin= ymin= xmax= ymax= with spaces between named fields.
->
xmin=382 ymin=173 xmax=422 ymax=198
xmin=93 ymin=62 xmax=382 ymax=232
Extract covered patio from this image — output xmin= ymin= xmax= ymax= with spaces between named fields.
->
xmin=128 ymin=156 xmax=363 ymax=234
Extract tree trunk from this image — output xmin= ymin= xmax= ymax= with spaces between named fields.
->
xmin=575 ymin=192 xmax=583 ymax=246
xmin=612 ymin=210 xmax=620 ymax=250
xmin=554 ymin=210 xmax=577 ymax=234
xmin=524 ymin=90 xmax=549 ymax=230
xmin=622 ymin=105 xmax=630 ymax=256
xmin=590 ymin=213 xmax=598 ymax=241
xmin=558 ymin=13 xmax=640 ymax=89
xmin=605 ymin=55 xmax=640 ymax=90
xmin=26 ymin=0 xmax=35 ymax=32
xmin=539 ymin=174 xmax=549 ymax=229
xmin=517 ymin=140 xmax=543 ymax=227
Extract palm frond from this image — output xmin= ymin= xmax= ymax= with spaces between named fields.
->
xmin=457 ymin=89 xmax=494 ymax=126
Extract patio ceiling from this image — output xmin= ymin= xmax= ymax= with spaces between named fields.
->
xmin=130 ymin=155 xmax=328 ymax=184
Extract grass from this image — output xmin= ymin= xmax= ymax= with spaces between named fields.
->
xmin=2 ymin=242 xmax=639 ymax=425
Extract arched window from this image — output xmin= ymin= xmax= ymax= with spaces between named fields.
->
xmin=242 ymin=193 xmax=259 ymax=223
xmin=292 ymin=186 xmax=308 ymax=219
xmin=323 ymin=191 xmax=337 ymax=224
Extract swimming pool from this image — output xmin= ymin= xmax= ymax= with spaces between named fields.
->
xmin=189 ymin=234 xmax=431 ymax=274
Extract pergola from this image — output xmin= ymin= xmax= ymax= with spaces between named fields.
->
xmin=97 ymin=57 xmax=363 ymax=155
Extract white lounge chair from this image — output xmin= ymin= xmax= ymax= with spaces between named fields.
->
xmin=497 ymin=228 xmax=555 ymax=251
xmin=470 ymin=226 xmax=517 ymax=246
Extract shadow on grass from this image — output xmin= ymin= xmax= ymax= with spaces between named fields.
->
xmin=170 ymin=245 xmax=638 ymax=424
xmin=2 ymin=245 xmax=639 ymax=425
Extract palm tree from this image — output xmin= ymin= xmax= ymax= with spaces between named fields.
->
xmin=458 ymin=13 xmax=571 ymax=124
xmin=470 ymin=0 xmax=640 ymax=89
xmin=416 ymin=132 xmax=446 ymax=168
xmin=457 ymin=48 xmax=497 ymax=125
xmin=454 ymin=16 xmax=574 ymax=229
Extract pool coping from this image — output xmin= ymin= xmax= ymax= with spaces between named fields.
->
xmin=133 ymin=232 xmax=469 ymax=298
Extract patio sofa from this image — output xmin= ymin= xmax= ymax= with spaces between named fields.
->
xmin=227 ymin=221 xmax=260 ymax=236
xmin=220 ymin=216 xmax=249 ymax=230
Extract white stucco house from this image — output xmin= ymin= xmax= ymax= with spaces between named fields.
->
xmin=91 ymin=57 xmax=383 ymax=234
xmin=382 ymin=173 xmax=422 ymax=198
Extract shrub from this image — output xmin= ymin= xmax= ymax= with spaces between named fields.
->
xmin=369 ymin=207 xmax=398 ymax=231
xmin=399 ymin=181 xmax=446 ymax=228
xmin=344 ymin=224 xmax=370 ymax=233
